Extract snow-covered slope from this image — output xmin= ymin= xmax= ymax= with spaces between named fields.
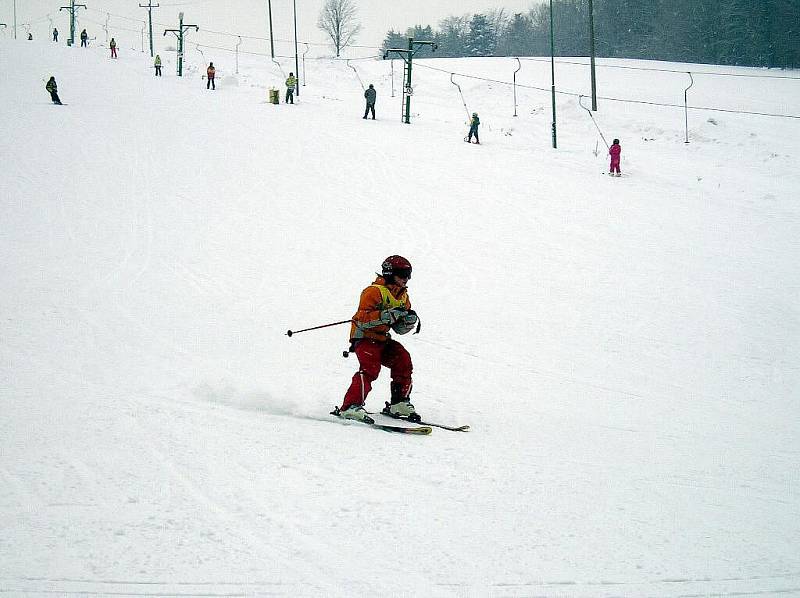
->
xmin=1 ymin=39 xmax=799 ymax=597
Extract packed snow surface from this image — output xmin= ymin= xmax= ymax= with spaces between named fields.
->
xmin=1 ymin=39 xmax=799 ymax=597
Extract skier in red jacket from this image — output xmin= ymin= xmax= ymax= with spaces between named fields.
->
xmin=609 ymin=138 xmax=622 ymax=176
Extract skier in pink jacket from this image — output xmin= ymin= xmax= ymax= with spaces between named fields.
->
xmin=609 ymin=138 xmax=622 ymax=176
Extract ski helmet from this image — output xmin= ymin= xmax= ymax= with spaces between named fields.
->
xmin=381 ymin=255 xmax=412 ymax=279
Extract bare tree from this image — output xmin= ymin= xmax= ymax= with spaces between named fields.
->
xmin=317 ymin=0 xmax=362 ymax=57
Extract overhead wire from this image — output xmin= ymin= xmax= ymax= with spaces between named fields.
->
xmin=414 ymin=62 xmax=800 ymax=119
xmin=518 ymin=56 xmax=800 ymax=80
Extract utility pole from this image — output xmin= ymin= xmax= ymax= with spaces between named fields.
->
xmin=163 ymin=12 xmax=198 ymax=77
xmin=384 ymin=37 xmax=438 ymax=124
xmin=293 ymin=0 xmax=300 ymax=96
xmin=588 ymin=0 xmax=597 ymax=111
xmin=59 ymin=1 xmax=87 ymax=47
xmin=267 ymin=0 xmax=275 ymax=58
xmin=549 ymin=0 xmax=557 ymax=148
xmin=139 ymin=0 xmax=159 ymax=57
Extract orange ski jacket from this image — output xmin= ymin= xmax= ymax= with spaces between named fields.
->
xmin=349 ymin=276 xmax=411 ymax=342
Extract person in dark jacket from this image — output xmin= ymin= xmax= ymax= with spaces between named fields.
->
xmin=110 ymin=38 xmax=117 ymax=58
xmin=363 ymin=83 xmax=376 ymax=119
xmin=466 ymin=112 xmax=480 ymax=144
xmin=206 ymin=62 xmax=216 ymax=89
xmin=53 ymin=28 xmax=59 ymax=42
xmin=45 ymin=77 xmax=62 ymax=105
xmin=80 ymin=29 xmax=88 ymax=47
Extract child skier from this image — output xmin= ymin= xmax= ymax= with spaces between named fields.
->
xmin=466 ymin=112 xmax=480 ymax=144
xmin=609 ymin=138 xmax=622 ymax=176
xmin=45 ymin=76 xmax=62 ymax=105
xmin=333 ymin=255 xmax=421 ymax=424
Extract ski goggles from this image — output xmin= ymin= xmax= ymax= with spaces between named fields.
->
xmin=392 ymin=268 xmax=412 ymax=279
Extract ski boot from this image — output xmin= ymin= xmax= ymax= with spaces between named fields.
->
xmin=382 ymin=400 xmax=421 ymax=422
xmin=382 ymin=383 xmax=421 ymax=422
xmin=332 ymin=404 xmax=374 ymax=424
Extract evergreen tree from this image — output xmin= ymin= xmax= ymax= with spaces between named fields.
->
xmin=466 ymin=13 xmax=496 ymax=57
xmin=487 ymin=9 xmax=510 ymax=55
xmin=436 ymin=15 xmax=469 ymax=57
xmin=528 ymin=4 xmax=552 ymax=56
xmin=553 ymin=0 xmax=588 ymax=56
xmin=378 ymin=0 xmax=799 ymax=67
xmin=765 ymin=0 xmax=800 ymax=68
xmin=717 ymin=0 xmax=758 ymax=65
xmin=406 ymin=24 xmax=436 ymax=55
xmin=501 ymin=13 xmax=536 ymax=57
xmin=382 ymin=29 xmax=406 ymax=52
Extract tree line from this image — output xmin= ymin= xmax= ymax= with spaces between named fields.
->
xmin=380 ymin=0 xmax=800 ymax=69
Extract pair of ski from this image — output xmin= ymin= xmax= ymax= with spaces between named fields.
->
xmin=330 ymin=406 xmax=469 ymax=435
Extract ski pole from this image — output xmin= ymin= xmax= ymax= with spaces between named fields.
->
xmin=286 ymin=319 xmax=352 ymax=337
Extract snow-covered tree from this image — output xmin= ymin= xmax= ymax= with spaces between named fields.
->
xmin=466 ymin=13 xmax=496 ymax=57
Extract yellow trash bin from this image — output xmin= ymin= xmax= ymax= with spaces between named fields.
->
xmin=269 ymin=88 xmax=279 ymax=104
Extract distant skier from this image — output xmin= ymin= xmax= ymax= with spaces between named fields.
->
xmin=45 ymin=76 xmax=62 ymax=105
xmin=27 ymin=32 xmax=33 ymax=40
xmin=53 ymin=28 xmax=59 ymax=42
xmin=363 ymin=83 xmax=376 ymax=119
xmin=206 ymin=62 xmax=216 ymax=89
xmin=110 ymin=38 xmax=117 ymax=59
xmin=332 ymin=255 xmax=421 ymax=424
xmin=285 ymin=72 xmax=297 ymax=104
xmin=609 ymin=138 xmax=622 ymax=177
xmin=466 ymin=112 xmax=480 ymax=144
xmin=154 ymin=54 xmax=162 ymax=77
xmin=80 ymin=29 xmax=88 ymax=47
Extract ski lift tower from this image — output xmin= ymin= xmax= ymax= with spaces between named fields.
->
xmin=383 ymin=37 xmax=437 ymax=124
xmin=59 ymin=1 xmax=87 ymax=47
xmin=164 ymin=12 xmax=198 ymax=77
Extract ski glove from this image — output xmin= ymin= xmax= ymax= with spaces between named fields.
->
xmin=380 ymin=308 xmax=408 ymax=325
xmin=391 ymin=309 xmax=418 ymax=335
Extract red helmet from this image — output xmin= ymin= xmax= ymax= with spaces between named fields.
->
xmin=381 ymin=255 xmax=412 ymax=279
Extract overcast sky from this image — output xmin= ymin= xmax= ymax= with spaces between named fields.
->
xmin=6 ymin=0 xmax=540 ymax=51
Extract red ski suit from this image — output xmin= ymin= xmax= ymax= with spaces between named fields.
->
xmin=609 ymin=143 xmax=622 ymax=173
xmin=341 ymin=277 xmax=413 ymax=410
